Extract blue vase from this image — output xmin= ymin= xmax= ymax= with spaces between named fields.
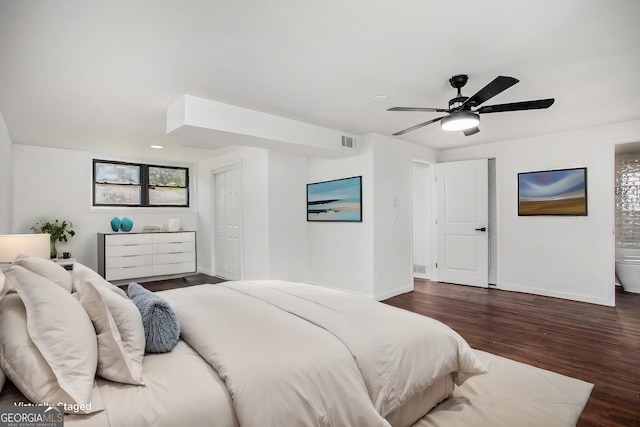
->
xmin=120 ymin=217 xmax=133 ymax=232
xmin=110 ymin=217 xmax=121 ymax=232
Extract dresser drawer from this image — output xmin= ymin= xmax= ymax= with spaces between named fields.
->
xmin=153 ymin=241 xmax=194 ymax=254
xmin=153 ymin=261 xmax=196 ymax=276
xmin=152 ymin=232 xmax=195 ymax=244
xmin=105 ymin=265 xmax=153 ymax=281
xmin=106 ymin=254 xmax=153 ymax=268
xmin=105 ymin=233 xmax=153 ymax=246
xmin=106 ymin=244 xmax=153 ymax=257
xmin=153 ymin=252 xmax=194 ymax=265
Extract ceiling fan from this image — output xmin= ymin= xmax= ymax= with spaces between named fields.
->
xmin=388 ymin=74 xmax=554 ymax=137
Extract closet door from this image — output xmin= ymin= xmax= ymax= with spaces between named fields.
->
xmin=214 ymin=167 xmax=242 ymax=280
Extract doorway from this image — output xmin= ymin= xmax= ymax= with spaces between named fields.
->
xmin=412 ymin=162 xmax=433 ymax=279
xmin=412 ymin=158 xmax=497 ymax=287
xmin=435 ymin=158 xmax=489 ymax=287
xmin=213 ymin=165 xmax=242 ymax=280
xmin=614 ymin=141 xmax=640 ymax=290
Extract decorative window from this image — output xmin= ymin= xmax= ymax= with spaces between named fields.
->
xmin=93 ymin=160 xmax=189 ymax=207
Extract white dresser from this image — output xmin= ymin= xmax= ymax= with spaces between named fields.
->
xmin=98 ymin=231 xmax=196 ymax=281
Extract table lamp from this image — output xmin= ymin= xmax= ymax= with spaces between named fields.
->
xmin=0 ymin=234 xmax=50 ymax=270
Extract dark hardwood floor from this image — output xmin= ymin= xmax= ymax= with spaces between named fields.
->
xmin=144 ymin=275 xmax=639 ymax=426
xmin=384 ymin=279 xmax=640 ymax=427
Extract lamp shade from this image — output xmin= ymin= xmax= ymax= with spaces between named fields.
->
xmin=441 ymin=111 xmax=480 ymax=131
xmin=0 ymin=234 xmax=51 ymax=263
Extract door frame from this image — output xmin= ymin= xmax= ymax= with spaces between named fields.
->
xmin=435 ymin=158 xmax=489 ymax=287
xmin=412 ymin=160 xmax=436 ymax=280
xmin=430 ymin=157 xmax=499 ymax=287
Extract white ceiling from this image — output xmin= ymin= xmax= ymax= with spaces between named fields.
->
xmin=1 ymin=0 xmax=639 ymax=163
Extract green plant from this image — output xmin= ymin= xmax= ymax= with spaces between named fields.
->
xmin=31 ymin=219 xmax=75 ymax=259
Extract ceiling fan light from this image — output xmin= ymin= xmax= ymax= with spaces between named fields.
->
xmin=441 ymin=111 xmax=480 ymax=131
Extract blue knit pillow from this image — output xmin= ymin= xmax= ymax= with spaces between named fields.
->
xmin=127 ymin=283 xmax=180 ymax=353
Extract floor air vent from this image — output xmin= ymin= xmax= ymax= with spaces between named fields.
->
xmin=413 ymin=264 xmax=426 ymax=275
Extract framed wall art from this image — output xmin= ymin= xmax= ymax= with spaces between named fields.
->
xmin=518 ymin=167 xmax=587 ymax=216
xmin=307 ymin=176 xmax=362 ymax=222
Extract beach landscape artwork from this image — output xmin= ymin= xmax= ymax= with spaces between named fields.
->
xmin=307 ymin=176 xmax=362 ymax=222
xmin=518 ymin=168 xmax=587 ymax=216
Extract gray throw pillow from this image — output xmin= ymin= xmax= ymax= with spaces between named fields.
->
xmin=127 ymin=283 xmax=180 ymax=353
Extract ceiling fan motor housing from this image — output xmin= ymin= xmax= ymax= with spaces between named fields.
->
xmin=449 ymin=96 xmax=468 ymax=110
xmin=448 ymin=74 xmax=470 ymax=110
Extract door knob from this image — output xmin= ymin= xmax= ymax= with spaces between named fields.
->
xmin=475 ymin=227 xmax=487 ymax=232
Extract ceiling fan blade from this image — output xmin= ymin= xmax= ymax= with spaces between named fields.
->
xmin=388 ymin=107 xmax=448 ymax=112
xmin=460 ymin=76 xmax=519 ymax=109
xmin=477 ymin=98 xmax=555 ymax=114
xmin=463 ymin=126 xmax=480 ymax=136
xmin=392 ymin=116 xmax=444 ymax=136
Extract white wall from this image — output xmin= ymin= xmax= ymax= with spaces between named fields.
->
xmin=372 ymin=133 xmax=414 ymax=299
xmin=12 ymin=145 xmax=198 ymax=271
xmin=307 ymin=135 xmax=375 ymax=296
xmin=17 ymin=115 xmax=632 ymax=307
xmin=196 ymin=147 xmax=270 ymax=279
xmin=267 ymin=150 xmax=309 ymax=281
xmin=0 ymin=112 xmax=12 ymax=234
xmin=306 ymin=133 xmax=437 ymax=299
xmin=438 ymin=120 xmax=640 ymax=306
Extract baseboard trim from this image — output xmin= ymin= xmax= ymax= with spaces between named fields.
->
xmin=500 ymin=282 xmax=614 ymax=307
xmin=375 ymin=285 xmax=414 ymax=301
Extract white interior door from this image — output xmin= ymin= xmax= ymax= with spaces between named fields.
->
xmin=214 ymin=167 xmax=242 ymax=280
xmin=436 ymin=159 xmax=489 ymax=287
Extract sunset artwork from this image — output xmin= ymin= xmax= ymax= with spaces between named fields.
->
xmin=518 ymin=168 xmax=587 ymax=216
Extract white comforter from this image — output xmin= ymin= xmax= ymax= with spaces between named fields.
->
xmin=161 ymin=280 xmax=486 ymax=427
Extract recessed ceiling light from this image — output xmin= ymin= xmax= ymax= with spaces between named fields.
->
xmin=372 ymin=95 xmax=388 ymax=102
xmin=150 ymin=145 xmax=164 ymax=149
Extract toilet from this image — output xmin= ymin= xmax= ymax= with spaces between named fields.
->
xmin=615 ymin=247 xmax=640 ymax=294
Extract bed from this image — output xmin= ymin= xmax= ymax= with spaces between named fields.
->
xmin=0 ymin=257 xmax=488 ymax=426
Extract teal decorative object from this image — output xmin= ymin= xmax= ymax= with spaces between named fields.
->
xmin=120 ymin=217 xmax=133 ymax=232
xmin=110 ymin=217 xmax=121 ymax=232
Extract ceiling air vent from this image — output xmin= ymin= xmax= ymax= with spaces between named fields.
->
xmin=341 ymin=136 xmax=355 ymax=149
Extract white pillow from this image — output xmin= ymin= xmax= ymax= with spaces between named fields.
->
xmin=0 ymin=292 xmax=103 ymax=414
xmin=72 ymin=262 xmax=127 ymax=298
xmin=5 ymin=265 xmax=98 ymax=410
xmin=76 ymin=278 xmax=145 ymax=385
xmin=13 ymin=255 xmax=72 ymax=292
